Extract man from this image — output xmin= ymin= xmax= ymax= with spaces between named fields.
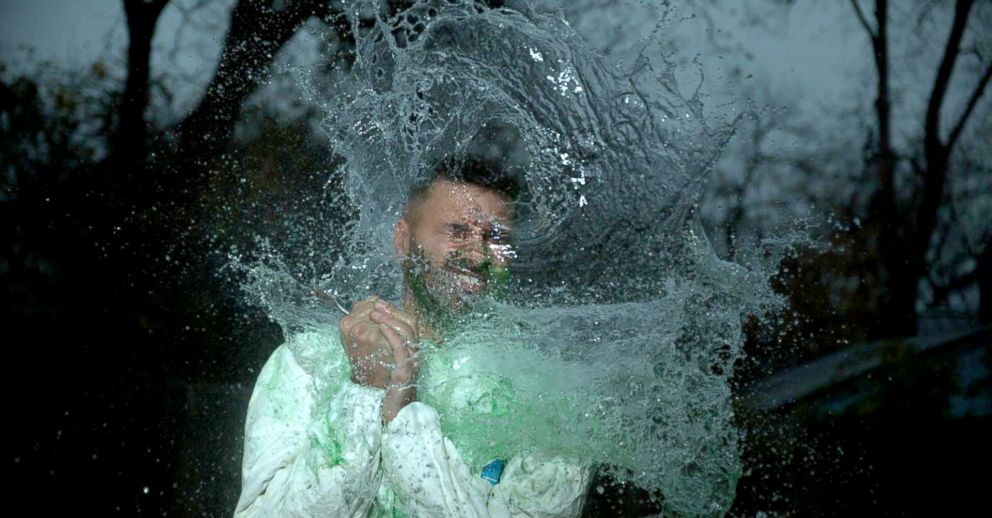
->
xmin=233 ymin=157 xmax=594 ymax=517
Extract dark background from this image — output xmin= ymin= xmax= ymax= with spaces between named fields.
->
xmin=3 ymin=0 xmax=989 ymax=516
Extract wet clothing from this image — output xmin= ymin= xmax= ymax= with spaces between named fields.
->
xmin=233 ymin=326 xmax=594 ymax=517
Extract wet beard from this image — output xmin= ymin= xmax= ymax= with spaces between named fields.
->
xmin=403 ymin=253 xmax=494 ymax=338
xmin=404 ymin=237 xmax=514 ymax=334
xmin=407 ymin=253 xmax=482 ymax=315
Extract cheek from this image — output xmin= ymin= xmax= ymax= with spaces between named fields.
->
xmin=415 ymin=235 xmax=456 ymax=267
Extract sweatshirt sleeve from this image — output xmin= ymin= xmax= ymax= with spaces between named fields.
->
xmin=233 ymin=342 xmax=385 ymax=517
xmin=380 ymin=401 xmax=594 ymax=517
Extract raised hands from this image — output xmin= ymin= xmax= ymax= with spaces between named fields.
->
xmin=339 ymin=297 xmax=395 ymax=388
xmin=338 ymin=297 xmax=422 ymax=423
xmin=369 ymin=299 xmax=422 ymax=424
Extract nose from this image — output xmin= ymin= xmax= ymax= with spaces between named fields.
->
xmin=461 ymin=241 xmax=487 ymax=265
xmin=459 ymin=233 xmax=511 ymax=267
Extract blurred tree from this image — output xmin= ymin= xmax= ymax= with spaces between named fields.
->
xmin=848 ymin=0 xmax=990 ymax=337
xmin=681 ymin=0 xmax=990 ymax=345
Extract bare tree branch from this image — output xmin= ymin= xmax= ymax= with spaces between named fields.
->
xmin=915 ymin=0 xmax=943 ymax=32
xmin=916 ymin=0 xmax=977 ymax=253
xmin=924 ymin=0 xmax=976 ymax=153
xmin=946 ymin=60 xmax=991 ymax=150
xmin=861 ymin=0 xmax=894 ymax=211
xmin=849 ymin=0 xmax=876 ymax=38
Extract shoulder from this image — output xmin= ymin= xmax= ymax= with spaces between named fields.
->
xmin=250 ymin=325 xmax=348 ymax=405
xmin=258 ymin=324 xmax=344 ymax=371
xmin=281 ymin=325 xmax=350 ymax=384
xmin=255 ymin=325 xmax=333 ymax=374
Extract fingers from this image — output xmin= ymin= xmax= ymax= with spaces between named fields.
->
xmin=338 ymin=296 xmax=420 ymax=379
xmin=369 ymin=309 xmax=416 ymax=341
xmin=380 ymin=324 xmax=411 ymax=362
xmin=339 ymin=296 xmax=382 ymax=347
xmin=341 ymin=315 xmax=377 ymax=347
xmin=354 ymin=319 xmax=379 ymax=341
xmin=373 ymin=299 xmax=418 ymax=331
xmin=349 ymin=296 xmax=380 ymax=320
xmin=380 ymin=325 xmax=419 ymax=383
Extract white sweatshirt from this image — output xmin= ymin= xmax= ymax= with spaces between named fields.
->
xmin=233 ymin=327 xmax=594 ymax=517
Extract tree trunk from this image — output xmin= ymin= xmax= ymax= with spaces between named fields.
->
xmin=854 ymin=0 xmax=985 ymax=338
xmin=899 ymin=0 xmax=978 ymax=334
xmin=114 ymin=0 xmax=169 ymax=174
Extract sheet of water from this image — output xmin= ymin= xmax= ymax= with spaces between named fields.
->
xmin=232 ymin=1 xmax=790 ymax=514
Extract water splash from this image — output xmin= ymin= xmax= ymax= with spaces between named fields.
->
xmin=232 ymin=1 xmax=789 ymax=514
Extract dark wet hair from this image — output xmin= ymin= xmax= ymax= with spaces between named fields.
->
xmin=405 ymin=156 xmax=523 ymax=218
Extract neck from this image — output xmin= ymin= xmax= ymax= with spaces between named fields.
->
xmin=403 ymin=286 xmax=443 ymax=344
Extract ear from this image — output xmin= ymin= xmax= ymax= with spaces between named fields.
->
xmin=393 ymin=217 xmax=411 ymax=257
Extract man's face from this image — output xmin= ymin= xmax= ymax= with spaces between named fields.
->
xmin=394 ymin=179 xmax=515 ymax=314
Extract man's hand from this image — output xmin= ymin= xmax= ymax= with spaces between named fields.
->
xmin=370 ymin=300 xmax=422 ymax=424
xmin=339 ymin=297 xmax=395 ymax=388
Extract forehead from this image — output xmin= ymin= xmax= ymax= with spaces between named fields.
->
xmin=412 ymin=179 xmax=513 ymax=225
